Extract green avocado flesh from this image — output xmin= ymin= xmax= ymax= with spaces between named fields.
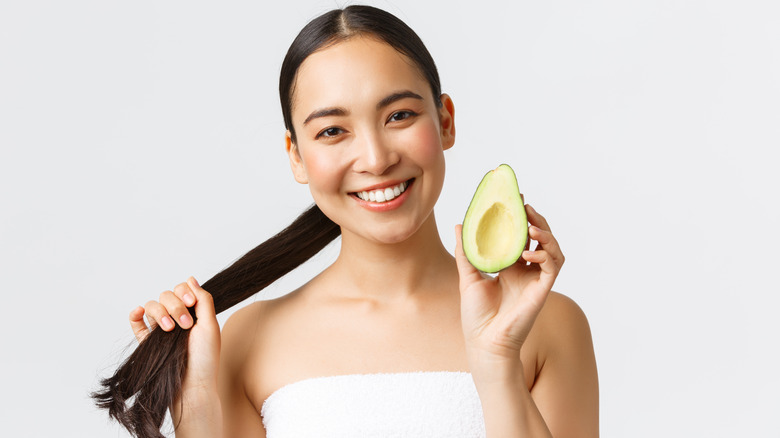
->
xmin=462 ymin=164 xmax=528 ymax=273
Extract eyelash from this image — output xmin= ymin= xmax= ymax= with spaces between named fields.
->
xmin=315 ymin=127 xmax=343 ymax=139
xmin=388 ymin=110 xmax=417 ymax=123
xmin=314 ymin=111 xmax=418 ymax=139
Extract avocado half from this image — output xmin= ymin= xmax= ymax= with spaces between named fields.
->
xmin=461 ymin=164 xmax=528 ymax=273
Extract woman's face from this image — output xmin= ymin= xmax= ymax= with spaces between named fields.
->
xmin=287 ymin=36 xmax=455 ymax=244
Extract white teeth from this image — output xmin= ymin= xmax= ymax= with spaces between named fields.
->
xmin=355 ymin=180 xmax=409 ymax=203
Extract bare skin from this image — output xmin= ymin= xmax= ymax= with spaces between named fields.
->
xmin=131 ymin=36 xmax=599 ymax=437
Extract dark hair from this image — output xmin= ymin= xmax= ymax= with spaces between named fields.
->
xmin=92 ymin=5 xmax=443 ymax=438
xmin=280 ymin=5 xmax=443 ymax=144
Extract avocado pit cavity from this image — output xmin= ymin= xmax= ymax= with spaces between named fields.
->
xmin=475 ymin=202 xmax=516 ymax=260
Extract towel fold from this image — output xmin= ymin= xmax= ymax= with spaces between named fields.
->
xmin=261 ymin=371 xmax=486 ymax=438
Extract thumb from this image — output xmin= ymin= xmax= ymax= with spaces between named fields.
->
xmin=187 ymin=276 xmax=218 ymax=328
xmin=454 ymin=224 xmax=483 ymax=290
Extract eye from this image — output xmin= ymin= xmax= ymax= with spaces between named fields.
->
xmin=316 ymin=127 xmax=344 ymax=139
xmin=387 ymin=110 xmax=417 ymax=123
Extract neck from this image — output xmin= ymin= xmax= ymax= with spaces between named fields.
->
xmin=326 ymin=213 xmax=457 ymax=303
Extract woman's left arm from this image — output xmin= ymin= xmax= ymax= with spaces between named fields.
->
xmin=528 ymin=292 xmax=599 ymax=437
xmin=454 ymin=204 xmax=598 ymax=437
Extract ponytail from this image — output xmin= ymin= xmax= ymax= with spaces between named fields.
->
xmin=92 ymin=204 xmax=340 ymax=438
xmin=94 ymin=4 xmax=445 ymax=436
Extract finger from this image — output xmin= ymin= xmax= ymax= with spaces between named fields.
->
xmin=453 ymin=225 xmax=485 ymax=290
xmin=522 ymin=249 xmax=561 ymax=289
xmin=187 ymin=276 xmax=219 ymax=331
xmin=129 ymin=306 xmax=150 ymax=343
xmin=522 ymin=210 xmax=531 ymax=253
xmin=525 ymin=204 xmax=552 ymax=232
xmin=528 ymin=225 xmax=564 ymax=266
xmin=160 ymin=289 xmax=194 ymax=329
xmin=144 ymin=299 xmax=176 ymax=332
xmin=172 ymin=281 xmax=198 ymax=307
xmin=518 ymin=194 xmax=531 ymax=252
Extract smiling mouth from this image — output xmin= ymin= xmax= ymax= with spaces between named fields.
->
xmin=352 ymin=179 xmax=414 ymax=203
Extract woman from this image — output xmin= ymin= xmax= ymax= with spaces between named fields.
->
xmin=94 ymin=5 xmax=598 ymax=437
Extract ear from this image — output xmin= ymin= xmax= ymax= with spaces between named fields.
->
xmin=286 ymin=130 xmax=308 ymax=184
xmin=438 ymin=93 xmax=456 ymax=151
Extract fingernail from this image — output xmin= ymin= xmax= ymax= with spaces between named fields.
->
xmin=183 ymin=293 xmax=195 ymax=306
xmin=530 ymin=225 xmax=540 ymax=232
xmin=161 ymin=316 xmax=174 ymax=330
xmin=179 ymin=314 xmax=192 ymax=327
xmin=189 ymin=276 xmax=200 ymax=288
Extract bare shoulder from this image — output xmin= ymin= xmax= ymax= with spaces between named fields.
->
xmin=220 ymin=293 xmax=303 ymax=357
xmin=221 ymin=289 xmax=303 ymax=335
xmin=527 ymin=291 xmax=599 ymax=437
xmin=217 ymin=294 xmax=310 ymax=436
xmin=221 ymin=290 xmax=314 ymax=394
xmin=527 ymin=291 xmax=597 ymax=380
xmin=219 ymin=300 xmax=273 ymax=392
xmin=222 ymin=300 xmax=268 ymax=348
xmin=216 ymin=300 xmax=276 ymax=436
xmin=541 ymin=291 xmax=589 ymax=320
xmin=535 ymin=291 xmax=593 ymax=350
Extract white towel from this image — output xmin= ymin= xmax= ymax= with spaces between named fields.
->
xmin=261 ymin=371 xmax=486 ymax=438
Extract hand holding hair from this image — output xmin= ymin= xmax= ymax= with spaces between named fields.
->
xmin=130 ymin=277 xmax=197 ymax=340
xmin=130 ymin=278 xmax=221 ymax=394
xmin=94 ymin=205 xmax=340 ymax=437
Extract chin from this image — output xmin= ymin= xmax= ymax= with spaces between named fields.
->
xmin=372 ymin=232 xmax=414 ymax=245
xmin=350 ymin=220 xmax=424 ymax=245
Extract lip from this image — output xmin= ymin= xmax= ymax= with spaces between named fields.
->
xmin=350 ymin=178 xmax=415 ymax=212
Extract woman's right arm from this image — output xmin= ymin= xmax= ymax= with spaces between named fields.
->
xmin=130 ymin=277 xmax=266 ymax=437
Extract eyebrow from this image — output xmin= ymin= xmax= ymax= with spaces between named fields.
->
xmin=301 ymin=90 xmax=425 ymax=126
xmin=302 ymin=107 xmax=348 ymax=126
xmin=376 ymin=90 xmax=424 ymax=110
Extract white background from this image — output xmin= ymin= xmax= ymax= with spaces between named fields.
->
xmin=1 ymin=0 xmax=778 ymax=436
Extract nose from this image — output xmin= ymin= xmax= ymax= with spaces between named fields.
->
xmin=352 ymin=131 xmax=400 ymax=175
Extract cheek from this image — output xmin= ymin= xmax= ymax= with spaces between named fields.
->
xmin=408 ymin=119 xmax=446 ymax=167
xmin=299 ymin=148 xmax=343 ymax=192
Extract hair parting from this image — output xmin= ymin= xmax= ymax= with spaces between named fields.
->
xmin=279 ymin=5 xmax=442 ymax=144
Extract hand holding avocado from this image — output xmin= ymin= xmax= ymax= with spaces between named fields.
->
xmin=455 ymin=164 xmax=565 ymax=371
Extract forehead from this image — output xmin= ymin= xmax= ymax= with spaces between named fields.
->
xmin=291 ymin=36 xmax=431 ymax=117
